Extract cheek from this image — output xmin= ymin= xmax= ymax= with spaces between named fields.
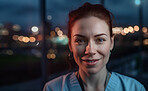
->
xmin=71 ymin=45 xmax=86 ymax=63
xmin=99 ymin=43 xmax=111 ymax=64
xmin=73 ymin=45 xmax=86 ymax=56
xmin=99 ymin=44 xmax=110 ymax=53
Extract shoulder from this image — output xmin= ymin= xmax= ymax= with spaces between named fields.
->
xmin=113 ymin=72 xmax=141 ymax=84
xmin=110 ymin=72 xmax=146 ymax=91
xmin=43 ymin=72 xmax=75 ymax=91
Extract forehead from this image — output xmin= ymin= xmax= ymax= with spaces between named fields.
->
xmin=71 ymin=16 xmax=110 ymax=36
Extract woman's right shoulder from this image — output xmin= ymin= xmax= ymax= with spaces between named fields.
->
xmin=43 ymin=72 xmax=75 ymax=91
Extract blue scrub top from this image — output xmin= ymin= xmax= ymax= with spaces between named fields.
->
xmin=43 ymin=72 xmax=146 ymax=91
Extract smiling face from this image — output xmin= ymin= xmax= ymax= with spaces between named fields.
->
xmin=69 ymin=16 xmax=114 ymax=74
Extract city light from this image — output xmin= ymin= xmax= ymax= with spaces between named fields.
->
xmin=6 ymin=50 xmax=13 ymax=55
xmin=47 ymin=15 xmax=52 ymax=20
xmin=123 ymin=28 xmax=129 ymax=34
xmin=47 ymin=54 xmax=51 ymax=59
xmin=36 ymin=42 xmax=40 ymax=46
xmin=143 ymin=39 xmax=148 ymax=45
xmin=112 ymin=27 xmax=122 ymax=34
xmin=133 ymin=41 xmax=140 ymax=46
xmin=13 ymin=24 xmax=21 ymax=31
xmin=142 ymin=27 xmax=147 ymax=33
xmin=36 ymin=35 xmax=43 ymax=41
xmin=57 ymin=30 xmax=63 ymax=36
xmin=1 ymin=21 xmax=147 ymax=48
xmin=50 ymin=31 xmax=56 ymax=37
xmin=29 ymin=37 xmax=36 ymax=42
xmin=47 ymin=53 xmax=56 ymax=59
xmin=134 ymin=25 xmax=139 ymax=31
xmin=31 ymin=26 xmax=38 ymax=32
xmin=50 ymin=54 xmax=56 ymax=59
xmin=31 ymin=26 xmax=39 ymax=35
xmin=18 ymin=36 xmax=24 ymax=41
xmin=121 ymin=31 xmax=126 ymax=35
xmin=0 ymin=29 xmax=9 ymax=35
xmin=48 ymin=49 xmax=55 ymax=54
xmin=22 ymin=37 xmax=29 ymax=43
xmin=12 ymin=35 xmax=19 ymax=40
xmin=112 ymin=26 xmax=148 ymax=35
xmin=128 ymin=26 xmax=134 ymax=33
xmin=135 ymin=0 xmax=141 ymax=5
xmin=55 ymin=27 xmax=60 ymax=32
xmin=14 ymin=35 xmax=37 ymax=43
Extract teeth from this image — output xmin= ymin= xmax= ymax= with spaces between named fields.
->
xmin=88 ymin=61 xmax=95 ymax=63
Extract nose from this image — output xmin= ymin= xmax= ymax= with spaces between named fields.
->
xmin=85 ymin=41 xmax=96 ymax=55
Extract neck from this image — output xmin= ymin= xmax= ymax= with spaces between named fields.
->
xmin=78 ymin=66 xmax=108 ymax=90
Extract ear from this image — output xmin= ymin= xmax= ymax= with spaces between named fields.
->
xmin=110 ymin=35 xmax=114 ymax=51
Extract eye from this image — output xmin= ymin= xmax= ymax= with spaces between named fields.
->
xmin=74 ymin=38 xmax=86 ymax=45
xmin=95 ymin=38 xmax=105 ymax=43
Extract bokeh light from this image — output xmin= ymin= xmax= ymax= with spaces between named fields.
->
xmin=36 ymin=35 xmax=43 ymax=41
xmin=0 ymin=29 xmax=9 ymax=35
xmin=29 ymin=37 xmax=36 ymax=42
xmin=6 ymin=50 xmax=13 ymax=55
xmin=47 ymin=54 xmax=51 ymax=59
xmin=12 ymin=35 xmax=19 ymax=40
xmin=123 ymin=28 xmax=129 ymax=34
xmin=112 ymin=27 xmax=122 ymax=34
xmin=57 ymin=30 xmax=63 ymax=36
xmin=121 ymin=30 xmax=126 ymax=36
xmin=18 ymin=36 xmax=24 ymax=41
xmin=50 ymin=54 xmax=56 ymax=59
xmin=48 ymin=49 xmax=55 ymax=54
xmin=133 ymin=41 xmax=140 ymax=46
xmin=22 ymin=37 xmax=29 ymax=43
xmin=142 ymin=27 xmax=147 ymax=33
xmin=36 ymin=42 xmax=40 ymax=46
xmin=47 ymin=53 xmax=56 ymax=59
xmin=128 ymin=26 xmax=134 ymax=33
xmin=47 ymin=15 xmax=52 ymax=20
xmin=135 ymin=0 xmax=141 ymax=5
xmin=55 ymin=27 xmax=60 ymax=32
xmin=31 ymin=26 xmax=38 ymax=32
xmin=143 ymin=39 xmax=148 ymax=45
xmin=134 ymin=25 xmax=139 ymax=31
xmin=50 ymin=31 xmax=56 ymax=37
xmin=13 ymin=24 xmax=21 ymax=31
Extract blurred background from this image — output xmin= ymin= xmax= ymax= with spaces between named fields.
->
xmin=0 ymin=0 xmax=148 ymax=91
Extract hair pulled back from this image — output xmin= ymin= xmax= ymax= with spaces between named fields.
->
xmin=68 ymin=2 xmax=114 ymax=43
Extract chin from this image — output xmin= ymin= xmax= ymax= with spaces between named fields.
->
xmin=86 ymin=67 xmax=101 ymax=74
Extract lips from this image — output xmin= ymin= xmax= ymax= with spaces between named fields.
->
xmin=82 ymin=59 xmax=100 ymax=66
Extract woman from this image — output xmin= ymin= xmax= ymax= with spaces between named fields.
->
xmin=43 ymin=2 xmax=146 ymax=91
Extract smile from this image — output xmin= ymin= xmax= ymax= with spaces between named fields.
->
xmin=82 ymin=58 xmax=102 ymax=66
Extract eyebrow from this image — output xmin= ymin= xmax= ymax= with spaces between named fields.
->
xmin=94 ymin=33 xmax=108 ymax=37
xmin=73 ymin=33 xmax=107 ymax=38
xmin=73 ymin=34 xmax=86 ymax=38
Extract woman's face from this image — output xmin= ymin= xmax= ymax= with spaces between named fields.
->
xmin=69 ymin=16 xmax=114 ymax=74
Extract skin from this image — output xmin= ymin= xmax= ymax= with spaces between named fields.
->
xmin=69 ymin=16 xmax=114 ymax=91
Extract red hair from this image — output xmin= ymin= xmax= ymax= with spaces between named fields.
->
xmin=68 ymin=2 xmax=114 ymax=43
